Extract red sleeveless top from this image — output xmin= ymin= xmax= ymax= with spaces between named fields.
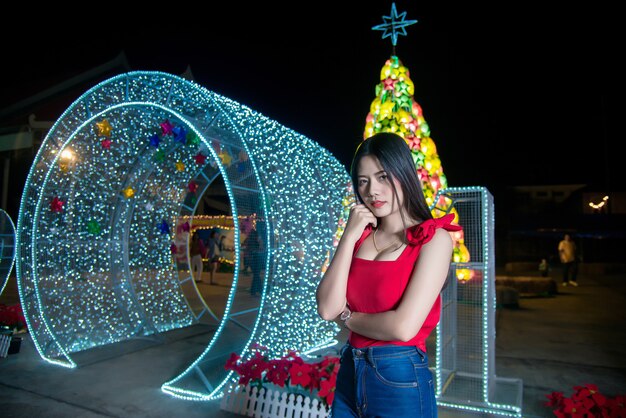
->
xmin=346 ymin=213 xmax=461 ymax=352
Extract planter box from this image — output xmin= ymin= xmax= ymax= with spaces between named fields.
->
xmin=220 ymin=381 xmax=330 ymax=418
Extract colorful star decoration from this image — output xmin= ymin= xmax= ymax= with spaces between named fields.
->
xmin=173 ymin=126 xmax=187 ymax=144
xmin=170 ymin=243 xmax=178 ymax=255
xmin=149 ymin=134 xmax=160 ymax=148
xmin=188 ymin=180 xmax=199 ymax=193
xmin=122 ymin=186 xmax=135 ymax=198
xmin=194 ymin=153 xmax=207 ymax=165
xmin=101 ymin=138 xmax=112 ymax=150
xmin=186 ymin=131 xmax=200 ymax=146
xmin=160 ymin=120 xmax=174 ymax=136
xmin=158 ymin=220 xmax=170 ymax=234
xmin=219 ymin=151 xmax=232 ymax=166
xmin=372 ymin=3 xmax=417 ymax=46
xmin=50 ymin=196 xmax=64 ymax=212
xmin=175 ymin=160 xmax=185 ymax=172
xmin=87 ymin=220 xmax=101 ymax=235
xmin=154 ymin=149 xmax=166 ymax=162
xmin=95 ymin=119 xmax=112 ymax=137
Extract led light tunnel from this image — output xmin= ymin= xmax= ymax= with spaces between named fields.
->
xmin=16 ymin=72 xmax=349 ymax=399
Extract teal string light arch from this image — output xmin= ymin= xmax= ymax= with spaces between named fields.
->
xmin=16 ymin=72 xmax=349 ymax=398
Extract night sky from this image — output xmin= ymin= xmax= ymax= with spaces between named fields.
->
xmin=3 ymin=2 xmax=621 ymax=196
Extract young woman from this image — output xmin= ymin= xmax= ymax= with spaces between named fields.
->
xmin=316 ymin=132 xmax=460 ymax=417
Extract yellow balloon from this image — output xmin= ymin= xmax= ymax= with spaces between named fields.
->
xmin=370 ymin=98 xmax=382 ymax=114
xmin=380 ymin=64 xmax=391 ymax=80
xmin=379 ymin=101 xmax=395 ymax=119
xmin=397 ymin=109 xmax=411 ymax=123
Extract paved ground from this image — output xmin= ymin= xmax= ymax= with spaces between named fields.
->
xmin=1 ymin=269 xmax=625 ymax=417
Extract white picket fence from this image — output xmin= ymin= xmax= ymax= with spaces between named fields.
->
xmin=220 ymin=381 xmax=330 ymax=418
xmin=0 ymin=333 xmax=11 ymax=357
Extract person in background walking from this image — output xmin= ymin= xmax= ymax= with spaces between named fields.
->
xmin=558 ymin=233 xmax=578 ymax=286
xmin=189 ymin=233 xmax=204 ymax=283
xmin=207 ymin=230 xmax=221 ymax=285
xmin=246 ymin=227 xmax=264 ymax=296
xmin=539 ymin=258 xmax=550 ymax=277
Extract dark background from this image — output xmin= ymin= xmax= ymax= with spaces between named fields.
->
xmin=2 ymin=2 xmax=623 ymax=242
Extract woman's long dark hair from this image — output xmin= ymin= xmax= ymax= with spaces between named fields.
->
xmin=350 ymin=132 xmax=433 ymax=228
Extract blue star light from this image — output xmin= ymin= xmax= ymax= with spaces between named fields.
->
xmin=158 ymin=219 xmax=170 ymax=234
xmin=149 ymin=133 xmax=160 ymax=147
xmin=173 ymin=126 xmax=187 ymax=144
xmin=372 ymin=3 xmax=417 ymax=46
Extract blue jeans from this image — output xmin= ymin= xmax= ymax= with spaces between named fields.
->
xmin=331 ymin=343 xmax=437 ymax=418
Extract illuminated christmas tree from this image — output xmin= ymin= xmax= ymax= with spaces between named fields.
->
xmin=365 ymin=3 xmax=472 ymax=279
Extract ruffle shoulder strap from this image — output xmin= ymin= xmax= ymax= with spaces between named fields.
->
xmin=406 ymin=213 xmax=462 ymax=246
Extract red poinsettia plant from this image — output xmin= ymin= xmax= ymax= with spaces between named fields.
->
xmin=0 ymin=303 xmax=27 ymax=332
xmin=224 ymin=343 xmax=340 ymax=408
xmin=545 ymin=384 xmax=625 ymax=417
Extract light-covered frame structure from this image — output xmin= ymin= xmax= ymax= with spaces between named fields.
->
xmin=16 ymin=72 xmax=349 ymax=399
xmin=433 ymin=187 xmax=523 ymax=417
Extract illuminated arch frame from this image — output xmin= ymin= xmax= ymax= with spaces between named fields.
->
xmin=16 ymin=72 xmax=347 ymax=399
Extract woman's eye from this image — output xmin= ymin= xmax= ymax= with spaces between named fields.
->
xmin=358 ymin=179 xmax=367 ymax=186
xmin=379 ymin=175 xmax=387 ymax=181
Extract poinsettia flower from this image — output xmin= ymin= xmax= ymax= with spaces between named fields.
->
xmin=318 ymin=378 xmax=336 ymax=406
xmin=307 ymin=366 xmax=322 ymax=391
xmin=545 ymin=391 xmax=564 ymax=407
xmin=289 ymin=363 xmax=312 ymax=388
xmin=605 ymin=395 xmax=626 ymax=416
xmin=224 ymin=352 xmax=240 ymax=371
xmin=562 ymin=397 xmax=590 ymax=417
xmin=574 ymin=383 xmax=607 ymax=406
xmin=265 ymin=361 xmax=289 ymax=387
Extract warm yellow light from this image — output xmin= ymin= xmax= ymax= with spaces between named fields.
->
xmin=60 ymin=149 xmax=75 ymax=161
xmin=589 ymin=195 xmax=609 ymax=209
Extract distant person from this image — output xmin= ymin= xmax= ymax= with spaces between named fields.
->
xmin=538 ymin=258 xmax=550 ymax=277
xmin=207 ymin=230 xmax=221 ymax=285
xmin=245 ymin=227 xmax=264 ymax=296
xmin=219 ymin=235 xmax=227 ymax=253
xmin=240 ymin=234 xmax=252 ymax=275
xmin=558 ymin=234 xmax=578 ymax=286
xmin=189 ymin=233 xmax=204 ymax=283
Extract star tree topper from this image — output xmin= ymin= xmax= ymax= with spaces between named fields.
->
xmin=372 ymin=3 xmax=417 ymax=47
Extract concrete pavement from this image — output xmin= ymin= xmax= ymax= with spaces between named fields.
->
xmin=1 ymin=269 xmax=625 ymax=417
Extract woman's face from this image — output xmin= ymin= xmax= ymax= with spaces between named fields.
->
xmin=357 ymin=155 xmax=404 ymax=217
